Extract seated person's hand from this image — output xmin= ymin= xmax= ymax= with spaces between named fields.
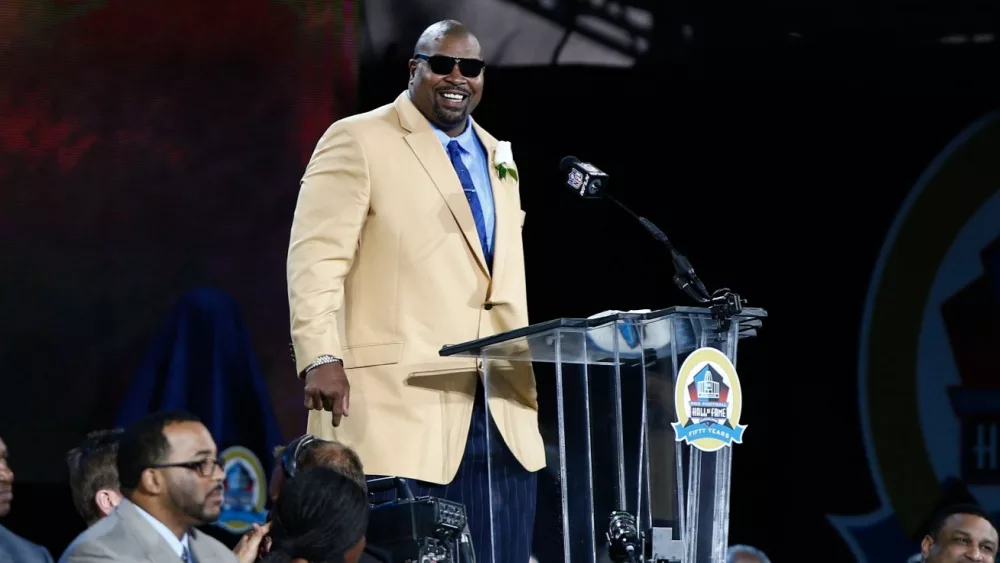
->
xmin=233 ymin=521 xmax=271 ymax=563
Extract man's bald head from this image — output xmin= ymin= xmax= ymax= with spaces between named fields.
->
xmin=413 ymin=20 xmax=480 ymax=58
xmin=727 ymin=545 xmax=771 ymax=563
xmin=270 ymin=437 xmax=367 ymax=503
xmin=301 ymin=442 xmax=367 ymax=494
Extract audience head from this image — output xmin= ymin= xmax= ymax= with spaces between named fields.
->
xmin=726 ymin=544 xmax=771 ymax=563
xmin=0 ymin=435 xmax=12 ymax=517
xmin=117 ymin=411 xmax=225 ymax=530
xmin=270 ymin=434 xmax=366 ymax=502
xmin=266 ymin=466 xmax=369 ymax=563
xmin=922 ymin=503 xmax=998 ymax=562
xmin=67 ymin=428 xmax=124 ymax=526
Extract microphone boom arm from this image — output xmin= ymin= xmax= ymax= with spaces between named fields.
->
xmin=558 ymin=154 xmax=746 ymax=326
xmin=602 ymin=193 xmax=745 ymax=325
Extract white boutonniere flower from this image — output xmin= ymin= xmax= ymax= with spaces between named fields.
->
xmin=493 ymin=141 xmax=518 ymax=182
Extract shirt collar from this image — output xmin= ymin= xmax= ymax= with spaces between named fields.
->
xmin=429 ymin=115 xmax=478 ymax=154
xmin=127 ymin=499 xmax=191 ymax=559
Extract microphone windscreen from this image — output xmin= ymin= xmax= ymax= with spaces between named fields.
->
xmin=559 ymin=155 xmax=580 ymax=171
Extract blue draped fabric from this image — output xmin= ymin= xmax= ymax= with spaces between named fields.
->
xmin=114 ymin=287 xmax=284 ymax=537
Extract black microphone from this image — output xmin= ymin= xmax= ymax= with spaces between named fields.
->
xmin=557 ymin=156 xmax=745 ymax=321
xmin=607 ymin=511 xmax=641 ymax=563
xmin=560 ymin=155 xmax=609 ymax=199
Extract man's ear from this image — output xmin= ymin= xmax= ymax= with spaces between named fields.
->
xmin=94 ymin=488 xmax=122 ymax=517
xmin=920 ymin=534 xmax=934 ymax=559
xmin=139 ymin=468 xmax=164 ymax=495
xmin=408 ymin=60 xmax=419 ymax=83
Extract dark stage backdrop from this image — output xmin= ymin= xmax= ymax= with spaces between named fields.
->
xmin=0 ymin=0 xmax=359 ymax=553
xmin=359 ymin=0 xmax=647 ymax=67
xmin=0 ymin=0 xmax=358 ymax=473
xmin=2 ymin=1 xmax=1000 ymax=561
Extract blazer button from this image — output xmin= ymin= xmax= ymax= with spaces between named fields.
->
xmin=483 ymin=302 xmax=494 ymax=310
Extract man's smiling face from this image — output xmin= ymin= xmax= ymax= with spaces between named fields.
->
xmin=408 ymin=33 xmax=484 ymax=137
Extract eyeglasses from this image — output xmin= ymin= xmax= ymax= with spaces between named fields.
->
xmin=149 ymin=456 xmax=224 ymax=477
xmin=414 ymin=54 xmax=485 ymax=78
xmin=280 ymin=434 xmax=319 ymax=479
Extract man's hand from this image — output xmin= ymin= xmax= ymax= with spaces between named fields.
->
xmin=232 ymin=521 xmax=271 ymax=563
xmin=304 ymin=362 xmax=350 ymax=426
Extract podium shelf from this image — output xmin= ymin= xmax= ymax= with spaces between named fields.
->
xmin=440 ymin=306 xmax=766 ymax=365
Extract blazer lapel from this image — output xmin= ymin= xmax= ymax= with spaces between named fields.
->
xmin=188 ymin=528 xmax=218 ymax=563
xmin=117 ymin=501 xmax=181 ymax=562
xmin=395 ymin=92 xmax=490 ymax=277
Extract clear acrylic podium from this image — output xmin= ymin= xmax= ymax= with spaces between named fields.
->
xmin=440 ymin=306 xmax=766 ymax=563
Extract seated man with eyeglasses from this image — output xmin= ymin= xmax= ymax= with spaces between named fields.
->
xmin=60 ymin=411 xmax=237 ymax=563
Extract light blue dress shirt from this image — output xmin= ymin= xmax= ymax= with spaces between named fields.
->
xmin=431 ymin=116 xmax=496 ymax=254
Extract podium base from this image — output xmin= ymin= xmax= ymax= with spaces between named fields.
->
xmin=651 ymin=527 xmax=685 ymax=562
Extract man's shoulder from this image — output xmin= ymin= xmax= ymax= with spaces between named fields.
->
xmin=330 ymin=100 xmax=400 ymax=136
xmin=58 ymin=511 xmax=131 ymax=561
xmin=0 ymin=524 xmax=53 ymax=563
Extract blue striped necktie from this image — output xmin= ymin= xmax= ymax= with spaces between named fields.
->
xmin=181 ymin=546 xmax=191 ymax=563
xmin=446 ymin=140 xmax=492 ymax=268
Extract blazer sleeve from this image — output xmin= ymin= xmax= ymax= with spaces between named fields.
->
xmin=287 ymin=121 xmax=372 ymax=376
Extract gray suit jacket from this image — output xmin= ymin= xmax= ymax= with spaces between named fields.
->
xmin=59 ymin=501 xmax=236 ymax=563
xmin=0 ymin=524 xmax=54 ymax=563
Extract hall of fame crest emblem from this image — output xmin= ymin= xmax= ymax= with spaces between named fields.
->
xmin=671 ymin=346 xmax=746 ymax=452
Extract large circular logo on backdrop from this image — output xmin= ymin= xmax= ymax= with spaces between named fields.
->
xmin=217 ymin=445 xmax=269 ymax=534
xmin=829 ymin=111 xmax=1000 ymax=562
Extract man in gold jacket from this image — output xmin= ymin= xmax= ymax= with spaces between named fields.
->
xmin=287 ymin=19 xmax=544 ymax=563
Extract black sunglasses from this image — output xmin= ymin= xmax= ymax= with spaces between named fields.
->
xmin=415 ymin=54 xmax=485 ymax=78
xmin=149 ymin=456 xmax=224 ymax=478
xmin=280 ymin=434 xmax=318 ymax=479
